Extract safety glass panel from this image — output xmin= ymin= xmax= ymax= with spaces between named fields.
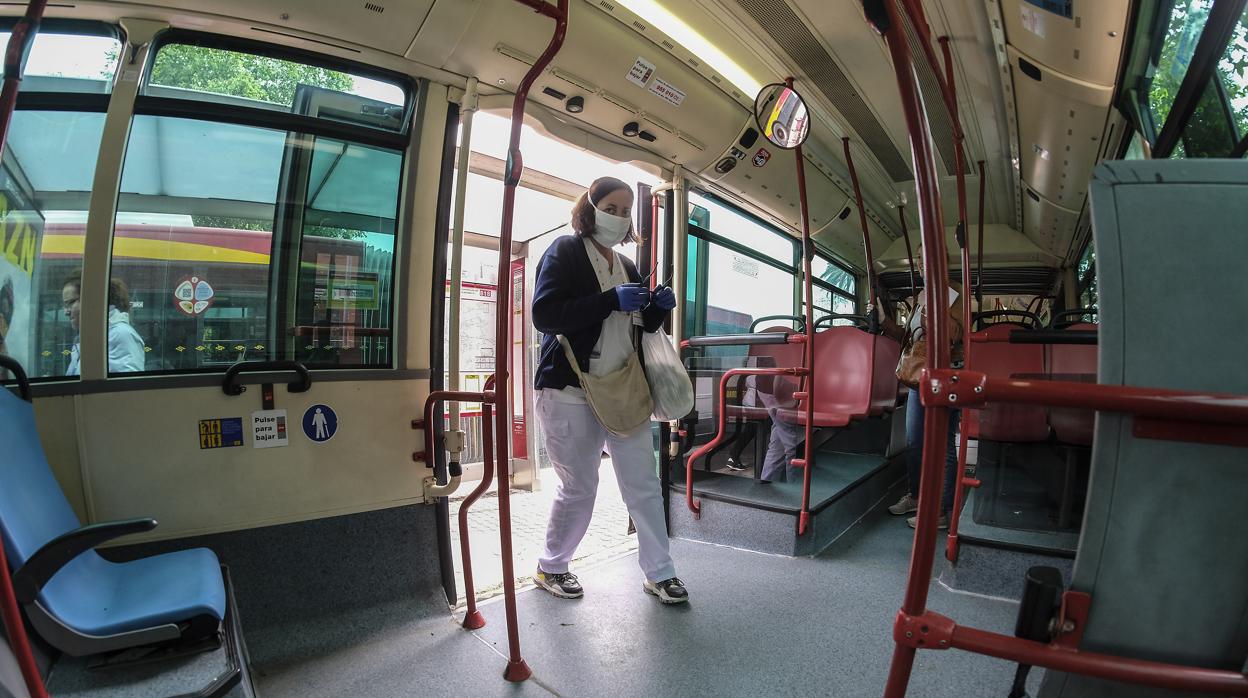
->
xmin=2 ymin=111 xmax=107 ymax=379
xmin=109 ymin=115 xmax=400 ymax=374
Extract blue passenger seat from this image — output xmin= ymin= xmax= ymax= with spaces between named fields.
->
xmin=0 ymin=357 xmax=226 ymax=657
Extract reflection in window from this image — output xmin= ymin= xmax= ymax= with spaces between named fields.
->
xmin=111 ymin=116 xmax=400 ymax=374
xmin=3 ymin=110 xmax=106 ymax=379
xmin=1179 ymin=77 xmax=1237 ymax=156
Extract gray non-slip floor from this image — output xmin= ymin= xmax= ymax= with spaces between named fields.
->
xmin=246 ymin=494 xmax=1042 ymax=697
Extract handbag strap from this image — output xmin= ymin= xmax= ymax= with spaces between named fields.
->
xmin=556 ymin=335 xmax=586 ymax=381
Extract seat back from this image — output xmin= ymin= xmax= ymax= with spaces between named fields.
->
xmin=1038 ymin=160 xmax=1248 ymax=697
xmin=0 ymin=388 xmax=82 ymax=572
xmin=746 ymin=326 xmax=805 ymax=407
xmin=1047 ymin=322 xmax=1098 ymax=446
xmin=807 ymin=326 xmax=874 ymax=418
xmin=869 ymin=335 xmax=902 ymax=415
xmin=973 ymin=323 xmax=1049 ymax=441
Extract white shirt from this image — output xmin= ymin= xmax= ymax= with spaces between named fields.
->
xmin=547 ymin=238 xmax=638 ymax=404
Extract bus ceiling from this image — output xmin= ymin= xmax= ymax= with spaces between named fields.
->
xmin=22 ymin=0 xmax=1135 ymax=271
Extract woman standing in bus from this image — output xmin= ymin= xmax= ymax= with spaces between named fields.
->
xmin=530 ymin=176 xmax=687 ymax=604
xmin=62 ymin=270 xmax=146 ymax=375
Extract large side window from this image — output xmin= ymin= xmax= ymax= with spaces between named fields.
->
xmin=808 ymin=254 xmax=859 ymax=325
xmin=106 ymin=36 xmax=410 ymax=375
xmin=0 ymin=27 xmax=119 ymax=379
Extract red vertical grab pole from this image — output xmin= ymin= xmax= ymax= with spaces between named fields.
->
xmin=0 ymin=3 xmax=52 ymax=698
xmin=938 ymin=36 xmax=974 ymax=563
xmin=870 ymin=0 xmax=953 ymax=694
xmin=493 ymin=0 xmax=568 ymax=683
xmin=456 ymin=387 xmax=496 ymax=630
xmin=898 ymin=206 xmax=919 ymax=302
xmin=788 ymin=77 xmax=818 ymax=536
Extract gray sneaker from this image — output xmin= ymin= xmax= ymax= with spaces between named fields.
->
xmin=888 ymin=494 xmax=919 ymax=516
xmin=643 ymin=577 xmax=689 ymax=604
xmin=534 ymin=568 xmax=583 ymax=599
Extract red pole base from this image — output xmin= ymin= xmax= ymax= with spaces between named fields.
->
xmin=504 ymin=659 xmax=533 ymax=682
xmin=798 ymin=510 xmax=811 ymax=535
xmin=944 ymin=534 xmax=959 ymax=563
xmin=462 ymin=610 xmax=486 ymax=630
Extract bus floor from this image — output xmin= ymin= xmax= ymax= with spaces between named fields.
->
xmin=249 ymin=485 xmax=1042 ymax=697
xmin=448 ymin=457 xmax=638 ymax=606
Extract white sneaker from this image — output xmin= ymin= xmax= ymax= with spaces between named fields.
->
xmin=907 ymin=515 xmax=949 ymax=530
xmin=888 ymin=494 xmax=919 ymax=516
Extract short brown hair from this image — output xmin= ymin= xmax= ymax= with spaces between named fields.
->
xmin=62 ymin=269 xmax=132 ymax=310
xmin=570 ymin=176 xmax=639 ymax=243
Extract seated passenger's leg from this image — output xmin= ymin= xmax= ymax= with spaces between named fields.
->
xmin=537 ymin=394 xmax=607 ymax=576
xmin=605 ymin=423 xmax=676 ymax=584
xmin=760 ymin=412 xmax=803 ymax=483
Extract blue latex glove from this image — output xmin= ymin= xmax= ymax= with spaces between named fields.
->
xmin=652 ymin=285 xmax=676 ymax=311
xmin=614 ymin=283 xmax=649 ymax=311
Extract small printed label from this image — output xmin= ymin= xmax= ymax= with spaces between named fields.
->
xmin=752 ymin=148 xmax=771 ymax=167
xmin=626 ymin=56 xmax=656 ymax=88
xmin=1020 ymin=6 xmax=1046 ymax=38
xmin=199 ymin=417 xmax=244 ymax=449
xmin=648 ymin=77 xmax=686 ymax=107
xmin=731 ymin=147 xmax=747 ymax=161
xmin=252 ymin=409 xmax=289 ymax=449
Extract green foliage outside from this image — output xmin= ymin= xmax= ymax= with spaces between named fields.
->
xmin=150 ymin=45 xmax=367 ymax=239
xmin=1147 ymin=1 xmax=1248 ymax=156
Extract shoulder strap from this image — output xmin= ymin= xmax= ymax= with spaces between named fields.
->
xmin=557 ymin=335 xmax=586 ymax=379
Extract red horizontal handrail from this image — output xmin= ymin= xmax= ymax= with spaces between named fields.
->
xmin=684 ymin=367 xmax=808 ymax=518
xmin=922 ymin=369 xmax=1248 ymax=427
xmin=949 ymin=618 xmax=1248 ymax=695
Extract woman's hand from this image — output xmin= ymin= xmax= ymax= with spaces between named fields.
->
xmin=614 ymin=283 xmax=649 ymax=311
xmin=652 ymin=286 xmax=676 ymax=311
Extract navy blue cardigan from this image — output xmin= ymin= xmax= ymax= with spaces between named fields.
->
xmin=532 ymin=234 xmax=668 ymax=391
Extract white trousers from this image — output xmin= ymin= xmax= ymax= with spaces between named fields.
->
xmin=536 ymin=392 xmax=676 ymax=582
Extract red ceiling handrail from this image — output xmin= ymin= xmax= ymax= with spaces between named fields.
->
xmin=0 ymin=3 xmax=53 ymax=698
xmin=489 ymin=0 xmax=568 ymax=683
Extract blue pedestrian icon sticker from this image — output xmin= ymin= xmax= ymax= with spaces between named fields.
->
xmin=302 ymin=404 xmax=338 ymax=443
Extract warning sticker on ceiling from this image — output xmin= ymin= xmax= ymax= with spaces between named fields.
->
xmin=649 ymin=77 xmax=686 ymax=107
xmin=627 ymin=56 xmax=656 ymax=88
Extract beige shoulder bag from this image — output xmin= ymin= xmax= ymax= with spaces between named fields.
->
xmin=557 ymin=335 xmax=654 ymax=436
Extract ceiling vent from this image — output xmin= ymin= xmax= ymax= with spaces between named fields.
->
xmin=733 ymin=0 xmax=912 ymax=181
xmin=364 ymin=2 xmax=385 ymax=13
xmin=895 ymin=5 xmax=967 ymax=177
xmin=496 ymin=44 xmax=536 ymax=66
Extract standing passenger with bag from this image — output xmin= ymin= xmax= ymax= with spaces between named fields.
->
xmin=530 ymin=176 xmax=688 ymax=605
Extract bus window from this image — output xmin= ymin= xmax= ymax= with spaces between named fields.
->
xmin=1148 ymin=0 xmax=1214 ymax=134
xmin=1 ymin=29 xmax=119 ymax=380
xmin=145 ymin=36 xmax=409 ymax=132
xmin=0 ymin=26 xmax=119 ymax=93
xmin=103 ymin=36 xmax=409 ymax=376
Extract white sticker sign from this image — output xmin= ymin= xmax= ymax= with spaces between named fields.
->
xmin=626 ymin=56 xmax=656 ymax=88
xmin=649 ymin=77 xmax=686 ymax=107
xmin=1020 ymin=6 xmax=1046 ymax=38
xmin=251 ymin=409 xmax=289 ymax=449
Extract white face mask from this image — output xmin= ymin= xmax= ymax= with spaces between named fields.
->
xmin=592 ymin=205 xmax=632 ymax=246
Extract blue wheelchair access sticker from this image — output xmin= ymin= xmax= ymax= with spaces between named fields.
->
xmin=302 ymin=404 xmax=338 ymax=443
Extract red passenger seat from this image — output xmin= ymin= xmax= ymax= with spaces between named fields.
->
xmin=1047 ymin=322 xmax=1098 ymax=446
xmin=726 ymin=326 xmax=804 ymax=421
xmin=774 ymin=326 xmax=874 ymax=428
xmin=973 ymin=323 xmax=1049 ymax=441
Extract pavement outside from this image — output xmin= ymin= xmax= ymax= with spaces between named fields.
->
xmin=447 ymin=456 xmax=637 ymax=606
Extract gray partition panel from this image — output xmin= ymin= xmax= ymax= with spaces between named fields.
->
xmin=1039 ymin=161 xmax=1248 ymax=697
